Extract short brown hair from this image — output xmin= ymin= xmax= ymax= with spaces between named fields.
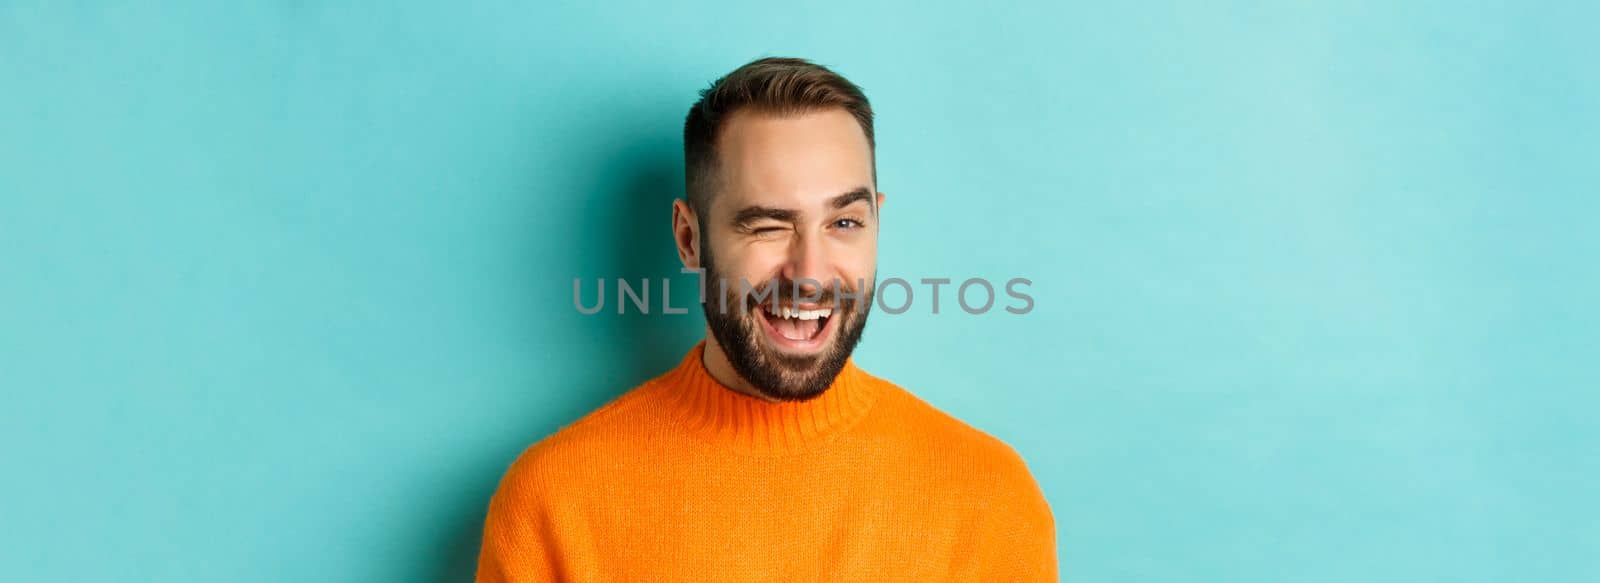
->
xmin=683 ymin=57 xmax=875 ymax=217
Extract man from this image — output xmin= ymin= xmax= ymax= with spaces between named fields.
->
xmin=477 ymin=57 xmax=1057 ymax=581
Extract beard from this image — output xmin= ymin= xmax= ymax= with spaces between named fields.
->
xmin=699 ymin=237 xmax=873 ymax=402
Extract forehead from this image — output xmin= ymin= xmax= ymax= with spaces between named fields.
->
xmin=712 ymin=108 xmax=874 ymax=214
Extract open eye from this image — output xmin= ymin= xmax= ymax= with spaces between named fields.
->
xmin=832 ymin=218 xmax=865 ymax=229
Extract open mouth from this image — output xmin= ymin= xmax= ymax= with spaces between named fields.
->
xmin=754 ymin=303 xmax=837 ymax=351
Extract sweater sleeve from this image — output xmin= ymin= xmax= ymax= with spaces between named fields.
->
xmin=475 ymin=456 xmax=560 ymax=583
xmin=983 ymin=450 xmax=1060 ymax=581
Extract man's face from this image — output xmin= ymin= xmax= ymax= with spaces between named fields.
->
xmin=695 ymin=108 xmax=881 ymax=401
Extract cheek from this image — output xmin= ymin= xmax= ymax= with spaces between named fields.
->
xmin=723 ymin=246 xmax=788 ymax=284
xmin=839 ymin=239 xmax=878 ymax=277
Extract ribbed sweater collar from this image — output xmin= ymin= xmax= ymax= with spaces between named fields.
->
xmin=652 ymin=341 xmax=881 ymax=451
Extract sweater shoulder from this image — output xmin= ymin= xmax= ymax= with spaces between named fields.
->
xmin=863 ymin=370 xmax=1042 ymax=485
xmin=861 ymin=371 xmax=1056 ymax=530
xmin=495 ymin=378 xmax=663 ymax=490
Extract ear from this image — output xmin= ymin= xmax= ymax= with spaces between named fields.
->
xmin=672 ymin=198 xmax=701 ymax=269
xmin=876 ymin=190 xmax=886 ymax=212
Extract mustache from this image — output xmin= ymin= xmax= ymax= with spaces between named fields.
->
xmin=720 ymin=277 xmax=869 ymax=312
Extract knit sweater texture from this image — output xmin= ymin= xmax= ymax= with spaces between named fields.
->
xmin=476 ymin=341 xmax=1057 ymax=581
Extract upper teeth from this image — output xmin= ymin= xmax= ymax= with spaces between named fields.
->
xmin=770 ymin=306 xmax=832 ymax=320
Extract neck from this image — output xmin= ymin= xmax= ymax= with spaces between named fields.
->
xmin=701 ymin=329 xmax=781 ymax=402
xmin=652 ymin=339 xmax=882 ymax=452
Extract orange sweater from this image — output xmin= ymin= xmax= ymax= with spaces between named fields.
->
xmin=476 ymin=342 xmax=1057 ymax=581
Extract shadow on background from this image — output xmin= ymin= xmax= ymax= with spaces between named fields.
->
xmin=428 ymin=118 xmax=699 ymax=582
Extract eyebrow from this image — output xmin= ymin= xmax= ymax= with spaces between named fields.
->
xmin=830 ymin=187 xmax=875 ymax=213
xmin=732 ymin=206 xmax=798 ymax=227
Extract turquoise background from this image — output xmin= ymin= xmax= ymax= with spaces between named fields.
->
xmin=3 ymin=1 xmax=1596 ymax=581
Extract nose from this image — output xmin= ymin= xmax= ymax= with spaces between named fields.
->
xmin=780 ymin=231 xmax=832 ymax=301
